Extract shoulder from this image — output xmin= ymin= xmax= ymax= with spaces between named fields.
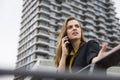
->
xmin=87 ymin=40 xmax=99 ymax=45
xmin=86 ymin=40 xmax=100 ymax=48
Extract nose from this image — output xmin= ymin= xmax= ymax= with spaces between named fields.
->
xmin=72 ymin=26 xmax=77 ymax=30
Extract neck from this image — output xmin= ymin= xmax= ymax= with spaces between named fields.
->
xmin=71 ymin=39 xmax=81 ymax=53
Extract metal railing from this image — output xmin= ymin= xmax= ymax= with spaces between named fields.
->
xmin=0 ymin=48 xmax=120 ymax=80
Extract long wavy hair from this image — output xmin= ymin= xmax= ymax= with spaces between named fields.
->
xmin=54 ymin=16 xmax=86 ymax=67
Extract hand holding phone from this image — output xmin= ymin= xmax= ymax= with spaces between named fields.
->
xmin=61 ymin=36 xmax=70 ymax=57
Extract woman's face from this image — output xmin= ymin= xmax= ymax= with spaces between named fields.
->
xmin=66 ymin=20 xmax=81 ymax=41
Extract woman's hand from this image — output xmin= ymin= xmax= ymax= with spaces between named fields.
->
xmin=61 ymin=36 xmax=70 ymax=57
xmin=57 ymin=36 xmax=70 ymax=72
xmin=92 ymin=43 xmax=120 ymax=63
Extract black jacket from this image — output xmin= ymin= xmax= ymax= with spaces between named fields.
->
xmin=66 ymin=40 xmax=100 ymax=73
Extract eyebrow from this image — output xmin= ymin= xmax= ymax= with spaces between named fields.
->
xmin=67 ymin=23 xmax=80 ymax=27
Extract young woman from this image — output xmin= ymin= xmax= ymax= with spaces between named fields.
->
xmin=54 ymin=16 xmax=120 ymax=73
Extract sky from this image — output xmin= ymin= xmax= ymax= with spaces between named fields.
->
xmin=0 ymin=0 xmax=120 ymax=80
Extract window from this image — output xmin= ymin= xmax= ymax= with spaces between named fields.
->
xmin=50 ymin=11 xmax=55 ymax=16
xmin=50 ymin=47 xmax=55 ymax=54
xmin=50 ymin=18 xmax=55 ymax=24
xmin=50 ymin=40 xmax=55 ymax=46
xmin=50 ymin=33 xmax=55 ymax=38
xmin=39 ymin=21 xmax=49 ymax=26
xmin=40 ymin=13 xmax=49 ymax=19
xmin=38 ymin=28 xmax=49 ymax=34
xmin=50 ymin=26 xmax=55 ymax=31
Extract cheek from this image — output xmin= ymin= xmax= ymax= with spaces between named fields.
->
xmin=66 ymin=30 xmax=71 ymax=37
xmin=79 ymin=30 xmax=82 ymax=36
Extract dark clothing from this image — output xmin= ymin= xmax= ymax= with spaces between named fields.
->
xmin=66 ymin=40 xmax=100 ymax=73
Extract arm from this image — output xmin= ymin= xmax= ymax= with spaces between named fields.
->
xmin=57 ymin=55 xmax=67 ymax=72
xmin=57 ymin=36 xmax=69 ymax=72
xmin=92 ymin=43 xmax=120 ymax=63
xmin=86 ymin=40 xmax=100 ymax=64
xmin=91 ymin=42 xmax=107 ymax=63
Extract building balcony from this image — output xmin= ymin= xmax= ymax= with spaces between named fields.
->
xmin=38 ymin=24 xmax=50 ymax=30
xmin=61 ymin=3 xmax=71 ymax=9
xmin=97 ymin=17 xmax=105 ymax=22
xmin=38 ymin=17 xmax=50 ymax=22
xmin=97 ymin=29 xmax=107 ymax=35
xmin=87 ymin=2 xmax=94 ymax=7
xmin=109 ymin=6 xmax=116 ymax=10
xmin=49 ymin=36 xmax=57 ymax=41
xmin=35 ymin=49 xmax=49 ymax=55
xmin=112 ymin=28 xmax=118 ymax=33
xmin=95 ymin=2 xmax=103 ymax=7
xmin=99 ymin=13 xmax=107 ymax=19
xmin=50 ymin=1 xmax=60 ymax=6
xmin=79 ymin=1 xmax=86 ymax=6
xmin=112 ymin=34 xmax=119 ymax=39
xmin=107 ymin=28 xmax=112 ymax=32
xmin=108 ymin=10 xmax=116 ymax=15
xmin=84 ymin=12 xmax=95 ymax=19
xmin=105 ymin=22 xmax=111 ymax=26
xmin=61 ymin=16 xmax=68 ymax=20
xmin=39 ymin=9 xmax=50 ymax=15
xmin=87 ymin=8 xmax=95 ymax=14
xmin=22 ymin=0 xmax=37 ymax=15
xmin=36 ymin=41 xmax=49 ymax=47
xmin=111 ymin=22 xmax=118 ymax=27
xmin=100 ymin=29 xmax=106 ymax=34
xmin=37 ymin=32 xmax=49 ymax=38
xmin=109 ymin=16 xmax=115 ymax=21
xmin=39 ymin=2 xmax=50 ymax=8
xmin=113 ymin=40 xmax=120 ymax=44
xmin=97 ymin=23 xmax=106 ymax=29
xmin=83 ymin=25 xmax=95 ymax=31
xmin=88 ymin=32 xmax=97 ymax=38
xmin=107 ymin=0 xmax=115 ymax=5
xmin=50 ymin=15 xmax=59 ymax=20
xmin=56 ymin=21 xmax=62 ymax=26
xmin=84 ymin=19 xmax=95 ymax=24
xmin=100 ymin=0 xmax=106 ymax=3
xmin=61 ymin=9 xmax=71 ymax=16
xmin=108 ymin=34 xmax=113 ymax=38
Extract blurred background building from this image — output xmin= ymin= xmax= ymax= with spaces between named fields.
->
xmin=15 ymin=0 xmax=120 ymax=79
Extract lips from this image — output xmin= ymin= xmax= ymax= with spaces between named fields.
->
xmin=72 ymin=32 xmax=78 ymax=35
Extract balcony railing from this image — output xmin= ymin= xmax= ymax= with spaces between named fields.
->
xmin=0 ymin=46 xmax=120 ymax=80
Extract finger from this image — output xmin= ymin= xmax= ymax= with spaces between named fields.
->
xmin=100 ymin=42 xmax=108 ymax=53
xmin=62 ymin=36 xmax=68 ymax=43
xmin=64 ymin=40 xmax=69 ymax=45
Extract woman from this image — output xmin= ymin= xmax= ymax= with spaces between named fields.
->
xmin=54 ymin=16 xmax=120 ymax=73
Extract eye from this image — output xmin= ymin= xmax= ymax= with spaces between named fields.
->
xmin=67 ymin=25 xmax=72 ymax=29
xmin=75 ymin=24 xmax=80 ymax=28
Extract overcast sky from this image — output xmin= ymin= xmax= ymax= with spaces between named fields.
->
xmin=0 ymin=0 xmax=120 ymax=80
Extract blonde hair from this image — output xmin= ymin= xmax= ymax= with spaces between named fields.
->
xmin=54 ymin=16 xmax=86 ymax=67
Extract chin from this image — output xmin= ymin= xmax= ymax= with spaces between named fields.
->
xmin=71 ymin=37 xmax=80 ymax=40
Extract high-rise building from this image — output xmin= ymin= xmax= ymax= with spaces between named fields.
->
xmin=15 ymin=0 xmax=120 ymax=79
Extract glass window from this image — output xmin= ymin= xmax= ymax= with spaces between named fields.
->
xmin=50 ymin=40 xmax=55 ymax=46
xmin=38 ymin=28 xmax=49 ymax=34
xmin=50 ymin=18 xmax=55 ymax=24
xmin=37 ymin=55 xmax=45 ymax=59
xmin=50 ymin=11 xmax=55 ymax=16
xmin=50 ymin=26 xmax=55 ymax=31
xmin=50 ymin=33 xmax=55 ymax=38
xmin=49 ymin=56 xmax=54 ymax=60
xmin=50 ymin=47 xmax=55 ymax=54
xmin=39 ymin=21 xmax=49 ymax=26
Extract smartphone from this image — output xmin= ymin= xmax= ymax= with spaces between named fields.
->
xmin=63 ymin=33 xmax=72 ymax=50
